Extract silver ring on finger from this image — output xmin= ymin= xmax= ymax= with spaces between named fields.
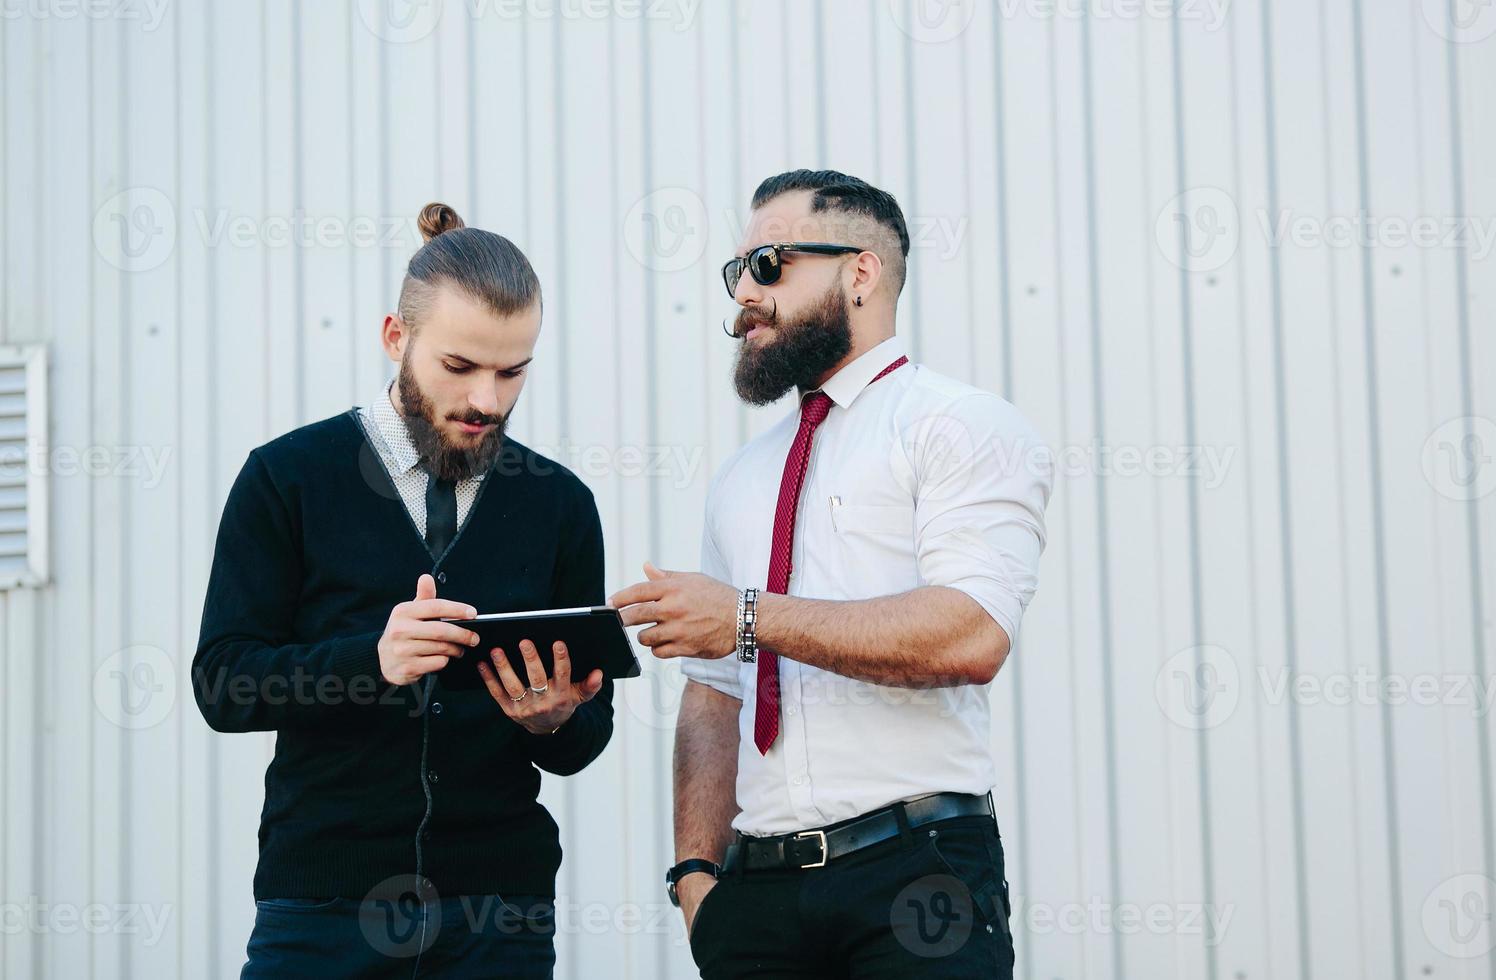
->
xmin=530 ymin=683 xmax=549 ymax=695
xmin=510 ymin=689 xmax=529 ymax=703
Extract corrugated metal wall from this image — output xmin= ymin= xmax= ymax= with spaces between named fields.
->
xmin=2 ymin=1 xmax=1493 ymax=977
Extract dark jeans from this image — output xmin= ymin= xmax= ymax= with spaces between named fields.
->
xmin=690 ymin=815 xmax=1015 ymax=978
xmin=241 ymin=892 xmax=555 ymax=979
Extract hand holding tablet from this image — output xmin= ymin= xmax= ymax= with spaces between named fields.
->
xmin=435 ymin=606 xmax=641 ymax=733
xmin=474 ymin=637 xmax=605 ymax=734
xmin=438 ymin=606 xmax=642 ymax=691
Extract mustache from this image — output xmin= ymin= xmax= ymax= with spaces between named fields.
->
xmin=727 ymin=299 xmax=778 ymax=340
xmin=449 ymin=410 xmax=505 ymax=427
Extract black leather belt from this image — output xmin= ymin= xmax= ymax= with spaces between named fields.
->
xmin=724 ymin=792 xmax=993 ymax=873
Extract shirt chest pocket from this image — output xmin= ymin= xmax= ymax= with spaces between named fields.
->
xmin=829 ymin=500 xmax=916 ymax=543
xmin=824 ymin=499 xmax=919 ymax=594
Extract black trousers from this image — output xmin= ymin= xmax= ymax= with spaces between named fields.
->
xmin=689 ymin=814 xmax=1015 ymax=978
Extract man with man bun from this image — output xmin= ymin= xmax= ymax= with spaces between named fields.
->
xmin=195 ymin=203 xmax=612 ymax=978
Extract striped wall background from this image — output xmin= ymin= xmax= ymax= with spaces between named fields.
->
xmin=2 ymin=0 xmax=1494 ymax=977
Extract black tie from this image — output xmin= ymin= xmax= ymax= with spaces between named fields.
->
xmin=424 ymin=474 xmax=458 ymax=560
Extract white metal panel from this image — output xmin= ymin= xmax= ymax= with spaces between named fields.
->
xmin=2 ymin=3 xmax=1493 ymax=979
xmin=905 ymin=6 xmax=976 ymax=380
xmin=0 ymin=17 xmax=46 ymax=980
xmin=1459 ymin=24 xmax=1496 ymax=980
xmin=1315 ymin=1 xmax=1404 ymax=975
xmin=120 ymin=6 xmax=182 ymax=977
xmin=85 ymin=9 xmax=130 ymax=979
xmin=1358 ymin=4 xmax=1486 ymax=978
xmin=1 ymin=27 xmax=42 ymax=980
xmin=299 ymin=0 xmax=361 ymax=421
xmin=174 ymin=2 xmax=215 ymax=976
xmin=39 ymin=10 xmax=97 ymax=978
xmin=1098 ymin=8 xmax=1205 ymax=978
xmin=1175 ymin=5 xmax=1277 ymax=979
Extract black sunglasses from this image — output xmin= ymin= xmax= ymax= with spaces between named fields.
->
xmin=721 ymin=242 xmax=863 ymax=299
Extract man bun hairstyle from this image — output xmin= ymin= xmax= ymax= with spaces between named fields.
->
xmin=750 ymin=169 xmax=911 ymax=296
xmin=417 ymin=201 xmax=465 ymax=240
xmin=397 ymin=201 xmax=541 ymax=331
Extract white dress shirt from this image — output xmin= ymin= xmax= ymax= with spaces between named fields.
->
xmin=680 ymin=335 xmax=1053 ymax=836
xmin=356 ymin=380 xmax=487 ymax=537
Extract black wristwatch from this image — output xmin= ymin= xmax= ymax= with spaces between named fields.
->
xmin=666 ymin=859 xmax=721 ymax=907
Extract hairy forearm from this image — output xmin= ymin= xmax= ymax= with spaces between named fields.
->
xmin=673 ymin=681 xmax=741 ymax=864
xmin=753 ymin=586 xmax=1010 ymax=688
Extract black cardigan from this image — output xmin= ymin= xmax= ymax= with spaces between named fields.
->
xmin=193 ymin=410 xmax=613 ymax=900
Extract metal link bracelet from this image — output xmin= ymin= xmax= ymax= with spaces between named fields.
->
xmin=736 ymin=587 xmax=759 ymax=663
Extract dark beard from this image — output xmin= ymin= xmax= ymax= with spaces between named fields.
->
xmin=732 ymin=287 xmax=854 ymax=406
xmin=396 ymin=355 xmax=508 ymax=482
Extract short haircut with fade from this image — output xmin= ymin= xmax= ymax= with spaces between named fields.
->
xmin=751 ymin=169 xmax=911 ymax=296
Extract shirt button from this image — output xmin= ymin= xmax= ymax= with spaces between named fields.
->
xmin=428 ymin=771 xmax=439 ymax=784
xmin=793 ymin=776 xmax=805 ymax=786
xmin=785 ymin=706 xmax=796 ymax=717
xmin=431 ymin=702 xmax=443 ymax=715
xmin=436 ymin=571 xmax=448 ymax=584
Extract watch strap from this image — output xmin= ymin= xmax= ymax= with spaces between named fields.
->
xmin=667 ymin=858 xmax=721 ymax=884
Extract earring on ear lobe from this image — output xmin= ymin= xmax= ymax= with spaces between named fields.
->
xmin=854 ymin=295 xmax=863 ymax=307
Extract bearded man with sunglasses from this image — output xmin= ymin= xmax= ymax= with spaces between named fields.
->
xmin=612 ymin=170 xmax=1053 ymax=977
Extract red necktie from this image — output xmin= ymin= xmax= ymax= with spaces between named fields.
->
xmin=754 ymin=355 xmax=909 ymax=754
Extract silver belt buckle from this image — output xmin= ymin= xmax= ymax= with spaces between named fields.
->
xmin=791 ymin=829 xmax=828 ymax=868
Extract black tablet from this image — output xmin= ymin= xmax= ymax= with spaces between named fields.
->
xmin=437 ymin=606 xmax=642 ymax=691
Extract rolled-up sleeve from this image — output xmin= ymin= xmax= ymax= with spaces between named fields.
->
xmin=905 ymin=393 xmax=1053 ymax=645
xmin=679 ymin=495 xmax=745 ymax=700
